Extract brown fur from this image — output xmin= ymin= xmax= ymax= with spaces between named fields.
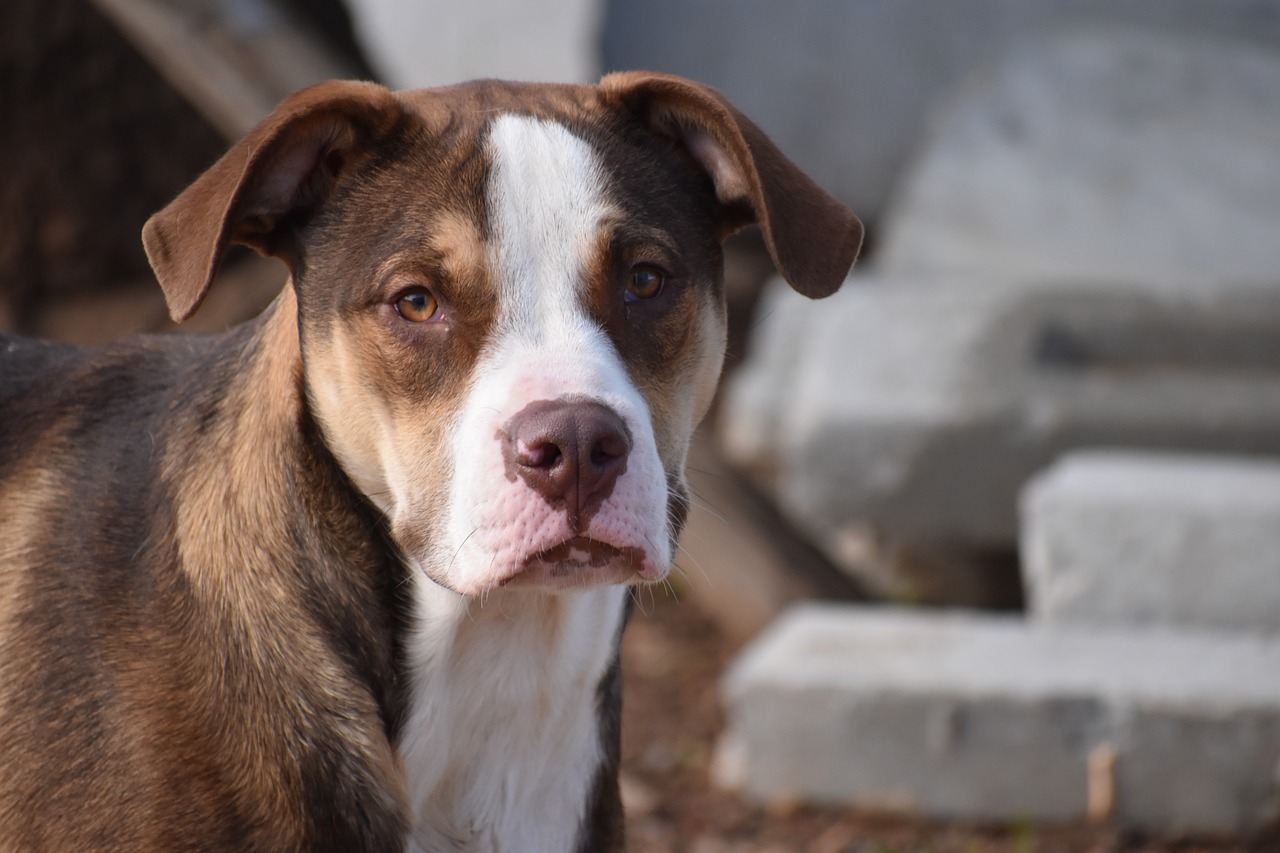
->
xmin=0 ymin=73 xmax=859 ymax=851
xmin=0 ymin=301 xmax=410 ymax=850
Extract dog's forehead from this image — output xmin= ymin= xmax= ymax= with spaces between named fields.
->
xmin=364 ymin=80 xmax=627 ymax=259
xmin=393 ymin=79 xmax=604 ymax=135
xmin=388 ymin=78 xmax=690 ymax=200
xmin=367 ymin=79 xmax=718 ymax=292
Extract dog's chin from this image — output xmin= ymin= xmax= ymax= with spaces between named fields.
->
xmin=415 ymin=536 xmax=666 ymax=597
xmin=499 ymin=536 xmax=663 ymax=592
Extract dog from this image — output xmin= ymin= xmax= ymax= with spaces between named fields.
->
xmin=0 ymin=72 xmax=860 ymax=851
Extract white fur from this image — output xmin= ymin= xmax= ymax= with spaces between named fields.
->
xmin=401 ymin=584 xmax=626 ymax=852
xmin=400 ymin=116 xmax=668 ymax=849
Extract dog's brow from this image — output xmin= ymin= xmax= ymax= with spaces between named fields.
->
xmin=484 ymin=114 xmax=615 ymax=332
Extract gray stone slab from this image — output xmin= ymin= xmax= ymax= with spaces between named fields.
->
xmin=721 ymin=275 xmax=1280 ymax=599
xmin=1021 ymin=451 xmax=1280 ymax=634
xmin=880 ymin=30 xmax=1280 ymax=287
xmin=716 ymin=604 xmax=1280 ymax=833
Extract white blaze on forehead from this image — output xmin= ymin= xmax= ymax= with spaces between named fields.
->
xmin=485 ymin=114 xmax=613 ymax=330
xmin=407 ymin=113 xmax=672 ymax=596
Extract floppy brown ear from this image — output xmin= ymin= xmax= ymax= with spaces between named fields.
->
xmin=600 ymin=71 xmax=862 ymax=299
xmin=142 ymin=80 xmax=401 ymax=323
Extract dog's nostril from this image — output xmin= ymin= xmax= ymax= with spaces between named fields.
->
xmin=517 ymin=438 xmax=562 ymax=470
xmin=590 ymin=433 xmax=628 ymax=467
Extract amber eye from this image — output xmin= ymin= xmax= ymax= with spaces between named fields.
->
xmin=394 ymin=287 xmax=441 ymax=323
xmin=625 ymin=265 xmax=666 ymax=302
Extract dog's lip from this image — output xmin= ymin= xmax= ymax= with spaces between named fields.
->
xmin=499 ymin=536 xmax=659 ymax=590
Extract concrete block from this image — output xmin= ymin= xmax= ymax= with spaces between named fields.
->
xmin=716 ymin=604 xmax=1280 ymax=834
xmin=880 ymin=30 xmax=1280 ymax=288
xmin=720 ymin=275 xmax=1280 ymax=600
xmin=1022 ymin=451 xmax=1280 ymax=634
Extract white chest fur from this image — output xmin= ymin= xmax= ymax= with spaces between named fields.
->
xmin=400 ymin=581 xmax=627 ymax=852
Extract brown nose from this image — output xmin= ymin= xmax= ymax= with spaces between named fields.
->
xmin=504 ymin=399 xmax=632 ymax=531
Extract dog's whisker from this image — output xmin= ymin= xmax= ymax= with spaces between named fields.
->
xmin=671 ymin=538 xmax=713 ymax=589
xmin=667 ymin=562 xmax=696 ymax=593
xmin=497 ymin=585 xmax=517 ymax=620
xmin=628 ymin=583 xmax=654 ymax=618
xmin=749 ymin=306 xmax=778 ymax=332
xmin=683 ymin=492 xmax=731 ymax=528
xmin=684 ymin=465 xmax=733 ymax=482
xmin=448 ymin=528 xmax=481 ymax=578
xmin=642 ymin=582 xmax=658 ymax=615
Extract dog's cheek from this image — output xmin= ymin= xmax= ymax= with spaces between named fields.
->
xmin=635 ymin=285 xmax=727 ymax=475
xmin=305 ymin=333 xmax=400 ymax=513
xmin=303 ymin=316 xmax=444 ymax=517
xmin=306 ymin=292 xmax=481 ymax=506
xmin=381 ymin=443 xmax=455 ymax=566
xmin=684 ymin=287 xmax=729 ymax=427
xmin=640 ymin=287 xmax=726 ymax=564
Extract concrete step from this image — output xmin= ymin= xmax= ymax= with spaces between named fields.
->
xmin=1021 ymin=450 xmax=1280 ymax=634
xmin=720 ymin=275 xmax=1280 ymax=605
xmin=715 ymin=604 xmax=1280 ymax=834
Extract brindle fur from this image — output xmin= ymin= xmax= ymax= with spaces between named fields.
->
xmin=0 ymin=73 xmax=860 ymax=851
xmin=1 ymin=296 xmax=411 ymax=850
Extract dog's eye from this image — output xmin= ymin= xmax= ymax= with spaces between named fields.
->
xmin=394 ymin=288 xmax=442 ymax=323
xmin=625 ymin=265 xmax=666 ymax=302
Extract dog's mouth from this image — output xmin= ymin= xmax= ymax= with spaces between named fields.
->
xmin=500 ymin=536 xmax=659 ymax=590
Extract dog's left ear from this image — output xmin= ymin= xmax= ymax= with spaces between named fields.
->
xmin=143 ymin=80 xmax=402 ymax=322
xmin=600 ymin=71 xmax=862 ymax=299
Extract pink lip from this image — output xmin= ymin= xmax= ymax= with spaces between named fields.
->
xmin=498 ymin=536 xmax=660 ymax=590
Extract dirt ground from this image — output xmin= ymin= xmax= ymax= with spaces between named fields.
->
xmin=618 ymin=588 xmax=1276 ymax=853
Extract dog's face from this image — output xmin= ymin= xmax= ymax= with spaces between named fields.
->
xmin=142 ymin=76 xmax=861 ymax=597
xmin=299 ymin=92 xmax=729 ymax=596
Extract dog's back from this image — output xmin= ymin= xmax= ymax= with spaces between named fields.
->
xmin=1 ymin=335 xmax=80 ymax=403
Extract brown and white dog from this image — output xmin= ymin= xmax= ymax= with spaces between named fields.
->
xmin=0 ymin=73 xmax=860 ymax=851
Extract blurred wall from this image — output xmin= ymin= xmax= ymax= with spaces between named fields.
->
xmin=345 ymin=0 xmax=603 ymax=87
xmin=601 ymin=0 xmax=1280 ymax=227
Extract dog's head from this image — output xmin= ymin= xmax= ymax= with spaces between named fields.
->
xmin=143 ymin=75 xmax=861 ymax=597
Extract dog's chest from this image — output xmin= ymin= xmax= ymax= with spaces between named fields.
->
xmin=400 ymin=582 xmax=627 ymax=851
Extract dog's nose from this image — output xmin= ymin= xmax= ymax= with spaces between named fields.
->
xmin=504 ymin=400 xmax=631 ymax=531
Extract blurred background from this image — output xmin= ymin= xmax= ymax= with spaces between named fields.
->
xmin=3 ymin=0 xmax=1280 ymax=850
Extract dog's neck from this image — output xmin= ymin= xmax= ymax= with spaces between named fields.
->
xmin=162 ymin=283 xmax=410 ymax=739
xmin=165 ymin=287 xmax=391 ymax=599
xmin=398 ymin=565 xmax=628 ymax=851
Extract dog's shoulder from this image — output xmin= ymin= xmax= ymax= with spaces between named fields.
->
xmin=0 ymin=332 xmax=220 ymax=464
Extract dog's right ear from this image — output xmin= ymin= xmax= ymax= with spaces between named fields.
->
xmin=143 ymin=80 xmax=401 ymax=323
xmin=600 ymin=72 xmax=862 ymax=300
